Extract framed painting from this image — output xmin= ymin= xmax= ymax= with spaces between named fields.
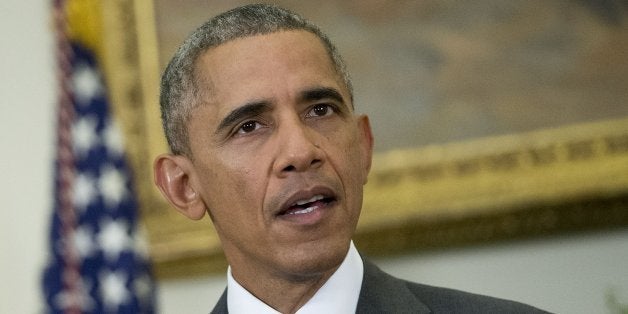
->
xmin=99 ymin=0 xmax=628 ymax=278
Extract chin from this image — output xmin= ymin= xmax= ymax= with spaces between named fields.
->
xmin=278 ymin=237 xmax=350 ymax=280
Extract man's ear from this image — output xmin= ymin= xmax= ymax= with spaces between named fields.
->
xmin=153 ymin=154 xmax=207 ymax=220
xmin=356 ymin=115 xmax=374 ymax=184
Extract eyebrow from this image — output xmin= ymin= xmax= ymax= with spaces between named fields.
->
xmin=214 ymin=87 xmax=348 ymax=135
xmin=299 ymin=87 xmax=346 ymax=107
xmin=215 ymin=101 xmax=271 ymax=135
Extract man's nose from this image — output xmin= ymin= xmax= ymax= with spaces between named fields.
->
xmin=273 ymin=119 xmax=324 ymax=176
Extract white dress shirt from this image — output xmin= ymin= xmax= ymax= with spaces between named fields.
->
xmin=226 ymin=241 xmax=364 ymax=314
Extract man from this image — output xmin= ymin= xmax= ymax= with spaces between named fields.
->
xmin=154 ymin=4 xmax=548 ymax=313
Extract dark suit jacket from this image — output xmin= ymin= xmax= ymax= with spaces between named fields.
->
xmin=211 ymin=259 xmax=550 ymax=313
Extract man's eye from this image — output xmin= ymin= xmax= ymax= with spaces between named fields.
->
xmin=237 ymin=121 xmax=261 ymax=134
xmin=308 ymin=104 xmax=334 ymax=117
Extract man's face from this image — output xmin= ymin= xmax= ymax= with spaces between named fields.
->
xmin=185 ymin=30 xmax=373 ymax=281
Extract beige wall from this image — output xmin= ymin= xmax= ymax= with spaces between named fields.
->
xmin=0 ymin=0 xmax=55 ymax=313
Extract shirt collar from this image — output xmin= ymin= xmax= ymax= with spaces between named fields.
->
xmin=227 ymin=241 xmax=364 ymax=314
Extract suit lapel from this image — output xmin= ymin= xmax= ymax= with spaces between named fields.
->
xmin=356 ymin=259 xmax=431 ymax=314
xmin=210 ymin=288 xmax=228 ymax=314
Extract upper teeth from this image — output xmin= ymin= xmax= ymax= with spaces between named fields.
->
xmin=295 ymin=195 xmax=324 ymax=206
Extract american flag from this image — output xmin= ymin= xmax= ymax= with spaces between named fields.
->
xmin=42 ymin=2 xmax=156 ymax=313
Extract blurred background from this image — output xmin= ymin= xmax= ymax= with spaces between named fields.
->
xmin=155 ymin=0 xmax=628 ymax=152
xmin=2 ymin=0 xmax=628 ymax=313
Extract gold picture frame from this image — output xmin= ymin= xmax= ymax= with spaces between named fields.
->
xmin=99 ymin=0 xmax=628 ymax=278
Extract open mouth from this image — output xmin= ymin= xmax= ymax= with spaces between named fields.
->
xmin=278 ymin=194 xmax=336 ymax=216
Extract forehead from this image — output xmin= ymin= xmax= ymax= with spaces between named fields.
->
xmin=193 ymin=30 xmax=345 ymax=108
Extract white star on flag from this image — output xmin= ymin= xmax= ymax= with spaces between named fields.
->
xmin=72 ymin=172 xmax=97 ymax=212
xmin=71 ymin=226 xmax=95 ymax=259
xmin=97 ymin=218 xmax=131 ymax=262
xmin=133 ymin=273 xmax=154 ymax=306
xmin=98 ymin=164 xmax=128 ymax=209
xmin=72 ymin=62 xmax=104 ymax=105
xmin=53 ymin=276 xmax=95 ymax=312
xmin=132 ymin=227 xmax=151 ymax=260
xmin=99 ymin=270 xmax=131 ymax=311
xmin=72 ymin=115 xmax=99 ymax=156
xmin=103 ymin=119 xmax=125 ymax=157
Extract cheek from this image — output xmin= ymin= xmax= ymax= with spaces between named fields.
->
xmin=197 ymin=159 xmax=264 ymax=216
xmin=339 ymin=129 xmax=367 ymax=176
xmin=326 ymin=130 xmax=367 ymax=202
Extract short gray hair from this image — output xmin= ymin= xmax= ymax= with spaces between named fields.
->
xmin=160 ymin=3 xmax=353 ymax=156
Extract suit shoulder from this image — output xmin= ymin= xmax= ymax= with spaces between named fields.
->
xmin=359 ymin=259 xmax=550 ymax=313
xmin=402 ymin=280 xmax=550 ymax=313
